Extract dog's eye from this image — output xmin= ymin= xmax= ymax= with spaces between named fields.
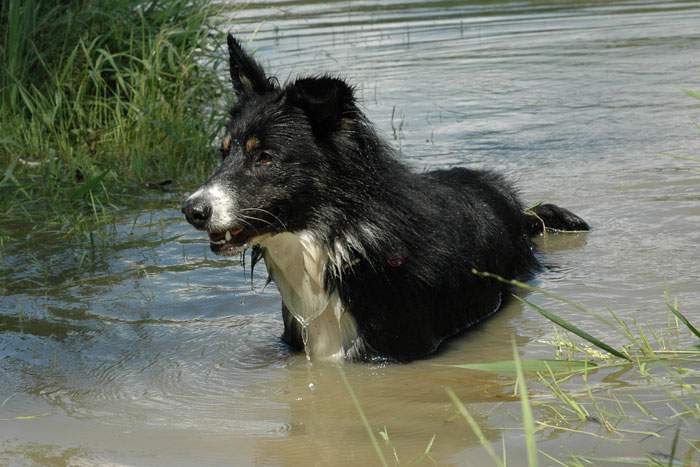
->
xmin=255 ymin=152 xmax=273 ymax=167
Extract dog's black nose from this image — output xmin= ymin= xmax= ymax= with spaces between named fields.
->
xmin=182 ymin=198 xmax=212 ymax=229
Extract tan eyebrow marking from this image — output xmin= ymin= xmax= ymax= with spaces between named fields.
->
xmin=245 ymin=136 xmax=260 ymax=153
xmin=222 ymin=135 xmax=232 ymax=153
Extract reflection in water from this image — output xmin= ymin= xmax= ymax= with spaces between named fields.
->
xmin=2 ymin=0 xmax=700 ymax=464
xmin=0 ymin=314 xmax=91 ymax=340
xmin=253 ymin=362 xmax=508 ymax=465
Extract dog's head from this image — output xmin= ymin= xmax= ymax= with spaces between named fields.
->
xmin=182 ymin=34 xmax=359 ymax=255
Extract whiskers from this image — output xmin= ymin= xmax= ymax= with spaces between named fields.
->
xmin=238 ymin=208 xmax=288 ymax=232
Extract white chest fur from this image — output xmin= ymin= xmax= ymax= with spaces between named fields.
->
xmin=259 ymin=231 xmax=359 ymax=360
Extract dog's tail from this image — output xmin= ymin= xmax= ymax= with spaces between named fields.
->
xmin=525 ymin=203 xmax=590 ymax=236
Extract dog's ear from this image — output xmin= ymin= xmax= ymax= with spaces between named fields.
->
xmin=286 ymin=76 xmax=356 ymax=137
xmin=227 ymin=33 xmax=273 ymax=97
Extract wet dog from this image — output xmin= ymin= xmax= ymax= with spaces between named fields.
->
xmin=182 ymin=34 xmax=589 ymax=361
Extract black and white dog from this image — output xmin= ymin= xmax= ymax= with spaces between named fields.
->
xmin=182 ymin=34 xmax=589 ymax=362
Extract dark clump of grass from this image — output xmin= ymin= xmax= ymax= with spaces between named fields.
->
xmin=0 ymin=0 xmax=226 ymax=242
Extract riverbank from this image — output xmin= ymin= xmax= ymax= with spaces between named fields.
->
xmin=0 ymin=0 xmax=225 ymax=245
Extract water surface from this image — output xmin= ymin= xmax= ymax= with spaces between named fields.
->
xmin=2 ymin=1 xmax=700 ymax=465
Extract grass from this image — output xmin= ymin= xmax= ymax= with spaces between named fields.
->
xmin=349 ymin=275 xmax=700 ymax=466
xmin=338 ymin=364 xmax=390 ymax=467
xmin=512 ymin=339 xmax=538 ymax=467
xmin=449 ymin=276 xmax=700 ymax=466
xmin=0 ymin=0 xmax=226 ymax=245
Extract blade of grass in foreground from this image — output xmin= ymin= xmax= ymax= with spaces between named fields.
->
xmin=446 ymin=387 xmax=505 ymax=467
xmin=445 ymin=359 xmax=595 ymax=375
xmin=666 ymin=426 xmax=680 ymax=467
xmin=684 ymin=88 xmax=700 ymax=101
xmin=665 ymin=292 xmax=700 ymax=341
xmin=472 ymin=269 xmax=615 ymax=328
xmin=513 ymin=339 xmax=538 ymax=467
xmin=337 ymin=366 xmax=388 ymax=467
xmin=515 ymin=295 xmax=631 ymax=361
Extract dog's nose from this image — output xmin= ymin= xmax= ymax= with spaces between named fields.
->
xmin=182 ymin=198 xmax=212 ymax=229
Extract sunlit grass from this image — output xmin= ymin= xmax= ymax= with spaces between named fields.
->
xmin=0 ymin=0 xmax=226 ymax=244
xmin=447 ymin=271 xmax=700 ymax=466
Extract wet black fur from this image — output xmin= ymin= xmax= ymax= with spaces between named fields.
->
xmin=195 ymin=34 xmax=589 ymax=361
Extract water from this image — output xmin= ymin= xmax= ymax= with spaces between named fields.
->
xmin=2 ymin=1 xmax=700 ymax=465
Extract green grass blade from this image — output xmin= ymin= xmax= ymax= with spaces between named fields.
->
xmin=423 ymin=434 xmax=436 ymax=456
xmin=445 ymin=359 xmax=595 ymax=375
xmin=0 ymin=158 xmax=19 ymax=188
xmin=337 ymin=366 xmax=388 ymax=467
xmin=446 ymin=387 xmax=505 ymax=467
xmin=573 ymin=456 xmax=659 ymax=465
xmin=685 ymin=88 xmax=700 ymax=100
xmin=472 ymin=269 xmax=616 ymax=328
xmin=515 ymin=295 xmax=631 ymax=361
xmin=540 ymin=450 xmax=567 ymax=467
xmin=667 ymin=426 xmax=680 ymax=467
xmin=513 ymin=340 xmax=538 ymax=467
xmin=665 ymin=292 xmax=700 ymax=341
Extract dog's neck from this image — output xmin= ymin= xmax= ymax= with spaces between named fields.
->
xmin=257 ymin=231 xmax=360 ymax=360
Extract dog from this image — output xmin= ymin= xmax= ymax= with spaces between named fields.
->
xmin=182 ymin=34 xmax=589 ymax=362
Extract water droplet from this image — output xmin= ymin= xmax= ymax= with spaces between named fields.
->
xmin=301 ymin=325 xmax=311 ymax=361
xmin=308 ymin=382 xmax=315 ymax=391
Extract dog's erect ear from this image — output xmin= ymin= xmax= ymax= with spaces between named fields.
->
xmin=227 ymin=33 xmax=272 ymax=97
xmin=286 ymin=76 xmax=356 ymax=137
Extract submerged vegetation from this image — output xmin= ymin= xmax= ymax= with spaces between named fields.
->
xmin=0 ymin=0 xmax=225 ymax=242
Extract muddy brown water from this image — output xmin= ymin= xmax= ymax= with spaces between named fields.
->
xmin=2 ymin=1 xmax=700 ymax=465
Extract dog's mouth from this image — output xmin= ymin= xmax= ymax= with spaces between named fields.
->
xmin=208 ymin=226 xmax=252 ymax=256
